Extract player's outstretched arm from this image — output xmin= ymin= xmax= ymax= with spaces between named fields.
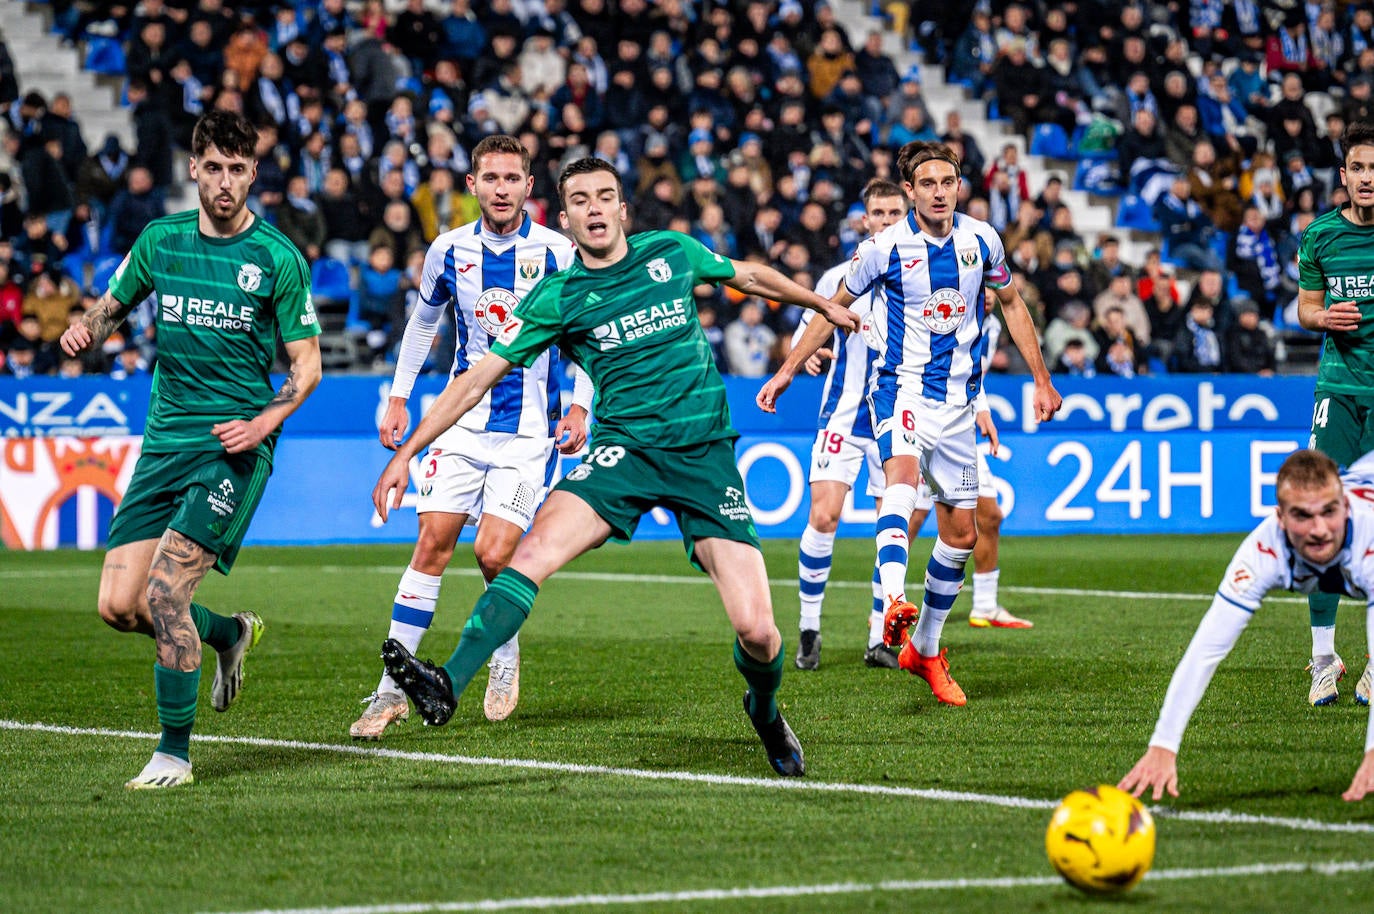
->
xmin=726 ymin=258 xmax=860 ymax=332
xmin=216 ymin=336 xmax=323 ymax=454
xmin=373 ymin=351 xmax=513 ymax=521
xmin=381 ymin=295 xmax=449 ymax=448
xmin=975 ymin=409 xmax=999 ymax=457
xmin=1119 ymin=746 xmax=1180 ymax=801
xmin=1298 ymin=287 xmax=1361 ymax=333
xmin=757 ymin=312 xmax=841 ymax=414
xmin=60 ymin=290 xmax=136 ymax=356
xmin=993 ymin=284 xmax=1061 ymax=423
xmin=1343 ymin=750 xmax=1374 ymax=801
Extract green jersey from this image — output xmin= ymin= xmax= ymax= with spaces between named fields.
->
xmin=109 ymin=209 xmax=320 ymax=461
xmin=1298 ymin=208 xmax=1374 ymax=393
xmin=492 ymin=230 xmax=736 ymax=449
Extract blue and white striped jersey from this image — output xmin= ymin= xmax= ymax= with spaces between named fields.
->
xmin=844 ymin=210 xmax=1011 ymax=408
xmin=392 ymin=215 xmax=576 ymax=437
xmin=795 ymin=260 xmax=879 ymax=439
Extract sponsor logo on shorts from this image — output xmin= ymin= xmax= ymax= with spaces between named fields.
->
xmin=419 ymin=484 xmax=432 ymax=497
xmin=718 ymin=485 xmax=752 ymax=522
xmin=565 ymin=463 xmax=593 ymax=481
xmin=207 ymin=478 xmax=237 ymax=517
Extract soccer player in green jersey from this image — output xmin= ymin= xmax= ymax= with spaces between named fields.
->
xmin=59 ymin=111 xmax=322 ymax=789
xmin=372 ymin=157 xmax=859 ymax=776
xmin=1297 ymin=120 xmax=1374 ymax=709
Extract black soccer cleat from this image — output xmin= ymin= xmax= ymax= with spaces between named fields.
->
xmin=794 ymin=629 xmax=821 ymax=670
xmin=863 ymin=644 xmax=900 ymax=669
xmin=743 ymin=692 xmax=806 ymax=777
xmin=381 ymin=639 xmax=457 ymax=726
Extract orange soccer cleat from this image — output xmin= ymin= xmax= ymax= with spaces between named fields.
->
xmin=898 ymin=643 xmax=967 ymax=706
xmin=882 ymin=598 xmax=920 ymax=648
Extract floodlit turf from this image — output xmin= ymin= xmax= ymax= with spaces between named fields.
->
xmin=3 ymin=535 xmax=1374 ymax=914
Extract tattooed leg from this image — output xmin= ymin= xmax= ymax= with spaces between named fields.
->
xmin=147 ymin=530 xmax=218 ymax=672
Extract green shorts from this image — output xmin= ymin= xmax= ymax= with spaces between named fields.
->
xmin=107 ymin=449 xmax=271 ymax=575
xmin=554 ymin=437 xmax=760 ymax=570
xmin=1310 ymin=388 xmax=1374 ymax=468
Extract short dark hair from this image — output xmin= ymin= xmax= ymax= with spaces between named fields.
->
xmin=862 ymin=178 xmax=904 ymax=206
xmin=1276 ymin=449 xmax=1340 ymax=497
xmin=191 ymin=110 xmax=258 ymax=160
xmin=557 ymin=157 xmax=624 ymax=207
xmin=471 ymin=134 xmax=531 ymax=176
xmin=1341 ymin=120 xmax=1374 ymax=162
xmin=895 ymin=141 xmax=960 ymax=185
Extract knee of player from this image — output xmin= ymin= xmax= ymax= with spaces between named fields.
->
xmin=807 ymin=507 xmax=841 ymax=533
xmin=975 ymin=500 xmax=1003 ymax=534
xmin=473 ymin=544 xmax=513 ymax=582
xmin=734 ymin=617 xmax=779 ymax=654
xmin=97 ymin=596 xmax=142 ymax=632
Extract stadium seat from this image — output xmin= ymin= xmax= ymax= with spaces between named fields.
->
xmin=84 ymin=37 xmax=126 ymax=76
xmin=1030 ymin=123 xmax=1071 ymax=159
xmin=89 ymin=254 xmax=124 ymax=294
xmin=1115 ymin=194 xmax=1158 ymax=232
xmin=310 ymin=257 xmax=353 ymax=309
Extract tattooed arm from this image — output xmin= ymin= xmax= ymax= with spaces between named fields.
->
xmin=60 ymin=291 xmax=136 ymax=356
xmin=214 ymin=336 xmax=323 ymax=454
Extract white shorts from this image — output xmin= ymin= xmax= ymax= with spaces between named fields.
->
xmin=875 ymin=393 xmax=979 ymax=509
xmin=808 ymin=429 xmax=885 ymax=498
xmin=914 ymin=448 xmax=995 ymax=510
xmin=417 ymin=426 xmax=554 ymax=530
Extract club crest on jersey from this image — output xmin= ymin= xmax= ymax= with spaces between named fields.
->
xmin=518 ymin=258 xmax=543 ymax=281
xmin=921 ymin=288 xmax=967 ymax=333
xmin=475 ymin=288 xmax=521 ymax=335
xmin=646 ymin=257 xmax=673 ymax=283
xmin=237 ymin=263 xmax=264 ymax=293
xmin=958 ymin=248 xmax=979 ymax=268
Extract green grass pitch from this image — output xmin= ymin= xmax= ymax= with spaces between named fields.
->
xmin=2 ymin=535 xmax=1373 ymax=913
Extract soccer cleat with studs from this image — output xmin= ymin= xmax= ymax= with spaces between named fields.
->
xmin=349 ymin=690 xmax=410 ymax=739
xmin=898 ymin=643 xmax=967 ymax=706
xmin=1357 ymin=656 xmax=1372 ymax=707
xmin=381 ymin=639 xmax=457 ymax=726
xmin=212 ymin=611 xmax=264 ymax=712
xmin=794 ymin=629 xmax=821 ymax=670
xmin=483 ymin=653 xmax=521 ymax=722
xmin=743 ymin=692 xmax=805 ymax=777
xmin=863 ymin=644 xmax=900 ymax=668
xmin=1306 ymin=653 xmax=1345 ymax=707
xmin=968 ymin=605 xmax=1033 ymax=629
xmin=882 ymin=598 xmax=920 ymax=648
xmin=125 ymin=752 xmax=194 ymax=790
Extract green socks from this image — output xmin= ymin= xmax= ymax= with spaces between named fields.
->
xmin=190 ymin=602 xmax=240 ymax=653
xmin=735 ymin=640 xmax=784 ymax=725
xmin=154 ymin=664 xmax=200 ymax=761
xmin=1309 ymin=591 xmax=1339 ymax=629
xmin=441 ymin=569 xmax=538 ymax=697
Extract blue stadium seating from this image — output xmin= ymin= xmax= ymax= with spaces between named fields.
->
xmin=1115 ymin=194 xmax=1158 ymax=231
xmin=1030 ymin=123 xmax=1071 ymax=159
xmin=310 ymin=257 xmax=354 ymax=310
xmin=89 ymin=255 xmax=124 ymax=294
xmin=84 ymin=37 xmax=126 ymax=76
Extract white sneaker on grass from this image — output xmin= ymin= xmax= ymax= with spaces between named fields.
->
xmin=125 ymin=752 xmax=194 ymax=790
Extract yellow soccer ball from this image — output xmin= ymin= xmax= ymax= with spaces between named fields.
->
xmin=1045 ymin=784 xmax=1156 ymax=894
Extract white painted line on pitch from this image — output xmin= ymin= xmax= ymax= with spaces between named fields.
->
xmin=5 ymin=720 xmax=1372 ymax=836
xmin=196 ymin=860 xmax=1374 ymax=914
xmin=0 ymin=563 xmax=1311 ymax=605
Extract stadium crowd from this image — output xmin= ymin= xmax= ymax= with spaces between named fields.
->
xmin=0 ymin=0 xmax=1367 ymax=379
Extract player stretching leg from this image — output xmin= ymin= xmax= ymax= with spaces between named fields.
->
xmin=351 ymin=136 xmax=589 ymax=739
xmin=1296 ymin=120 xmax=1374 ymax=707
xmin=790 ymin=180 xmax=907 ymax=670
xmin=760 ymin=141 xmax=1059 ymax=705
xmin=60 ymin=112 xmax=322 ymax=787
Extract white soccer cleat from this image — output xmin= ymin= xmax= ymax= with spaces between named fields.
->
xmin=1307 ymin=654 xmax=1346 ymax=707
xmin=1357 ymin=658 xmax=1372 ymax=707
xmin=125 ymin=752 xmax=194 ymax=790
xmin=349 ymin=691 xmax=410 ymax=740
xmin=484 ymin=653 xmax=521 ymax=722
xmin=968 ymin=605 xmax=1033 ymax=629
xmin=212 ymin=611 xmax=264 ymax=712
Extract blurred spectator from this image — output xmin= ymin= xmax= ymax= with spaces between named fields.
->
xmin=1 ymin=335 xmax=38 ymax=378
xmin=45 ymin=94 xmax=87 ymax=184
xmin=723 ymin=297 xmax=776 ymax=377
xmin=1053 ymin=338 xmax=1096 ymax=377
xmin=0 ymin=258 xmax=21 ymax=345
xmin=1171 ymin=299 xmax=1222 ymax=373
xmin=278 ymin=174 xmax=325 ymax=261
xmin=368 ymin=199 xmax=426 ymax=266
xmin=8 ymin=313 xmax=56 ymax=374
xmin=126 ymin=79 xmax=174 ymax=190
xmin=1154 ymin=176 xmax=1223 ymax=273
xmin=318 ymin=168 xmax=372 ymax=266
xmin=1187 ymin=140 xmax=1243 ymax=234
xmin=13 ymin=212 xmax=67 ymax=278
xmin=1043 ymin=300 xmax=1098 ymax=367
xmin=412 ymin=166 xmax=474 ymax=242
xmin=1093 ymin=306 xmax=1149 ymax=378
xmin=698 ymin=304 xmax=727 ymax=373
xmin=22 ymin=266 xmax=80 ymax=343
xmin=108 ymin=340 xmax=149 ymax=378
xmin=1092 ymin=272 xmax=1151 ymax=346
xmin=1164 ymin=103 xmax=1204 ymax=169
xmin=993 ymin=38 xmax=1049 ymax=136
xmin=1085 ymin=235 xmax=1131 ymax=298
xmin=390 ymin=0 xmax=441 ymax=76
xmin=1231 ymin=205 xmax=1282 ymax=318
xmin=1223 ymin=297 xmax=1276 ymax=375
xmin=357 ymin=243 xmax=404 ymax=365
xmin=76 ymin=135 xmax=131 ymax=215
xmin=107 ymin=166 xmax=166 ymax=255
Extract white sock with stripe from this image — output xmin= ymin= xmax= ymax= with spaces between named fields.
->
xmin=875 ymin=483 xmax=918 ymax=608
xmin=914 ymin=538 xmax=971 ymax=657
xmin=972 ymin=569 xmax=999 ymax=613
xmin=868 ymin=560 xmax=885 ymax=648
xmin=798 ymin=525 xmax=835 ymax=632
xmin=378 ymin=566 xmax=441 ymax=695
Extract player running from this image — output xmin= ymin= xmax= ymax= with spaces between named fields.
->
xmin=1121 ymin=449 xmax=1374 ymax=802
xmin=351 ymin=135 xmax=591 ymax=739
xmin=759 ymin=141 xmax=1059 ymax=706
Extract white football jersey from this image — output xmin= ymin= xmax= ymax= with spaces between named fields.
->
xmin=393 ymin=215 xmax=577 ymax=437
xmin=845 ymin=211 xmax=1011 ymax=407
xmin=796 ymin=260 xmax=880 ymax=439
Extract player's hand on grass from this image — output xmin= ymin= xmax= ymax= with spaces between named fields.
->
xmin=1324 ymin=301 xmax=1363 ymax=333
xmin=756 ymin=368 xmax=794 ymax=414
xmin=372 ymin=454 xmax=409 ymax=522
xmin=819 ymin=300 xmax=860 ymax=332
xmin=803 ymin=348 xmax=834 ymax=376
xmin=59 ymin=323 xmax=92 ymax=356
xmin=975 ymin=409 xmax=999 ymax=456
xmin=555 ymin=405 xmax=589 ymax=454
xmin=378 ymin=397 xmax=410 ymax=450
xmin=214 ymin=417 xmax=270 ymax=454
xmin=1118 ymin=746 xmax=1179 ymax=801
xmin=1342 ymin=749 xmax=1374 ymax=802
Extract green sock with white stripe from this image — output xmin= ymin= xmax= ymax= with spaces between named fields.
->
xmin=154 ymin=664 xmax=200 ymax=761
xmin=441 ymin=569 xmax=537 ymax=697
xmin=190 ymin=602 xmax=239 ymax=653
